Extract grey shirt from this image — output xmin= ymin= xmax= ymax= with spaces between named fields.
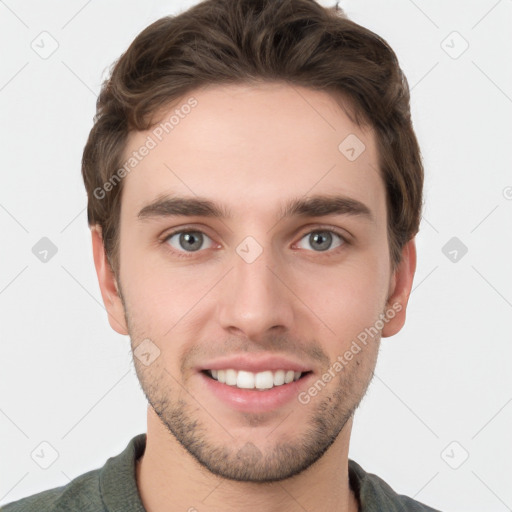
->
xmin=1 ymin=433 xmax=441 ymax=511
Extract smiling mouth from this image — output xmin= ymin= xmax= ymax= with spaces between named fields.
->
xmin=202 ymin=369 xmax=313 ymax=391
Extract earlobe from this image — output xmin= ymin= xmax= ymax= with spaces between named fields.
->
xmin=91 ymin=226 xmax=129 ymax=335
xmin=382 ymin=239 xmax=417 ymax=338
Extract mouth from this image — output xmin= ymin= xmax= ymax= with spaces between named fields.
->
xmin=196 ymin=354 xmax=316 ymax=412
xmin=201 ymin=368 xmax=313 ymax=391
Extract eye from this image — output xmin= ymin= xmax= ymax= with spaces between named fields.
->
xmin=162 ymin=227 xmax=347 ymax=258
xmin=295 ymin=229 xmax=346 ymax=252
xmin=164 ymin=230 xmax=214 ymax=253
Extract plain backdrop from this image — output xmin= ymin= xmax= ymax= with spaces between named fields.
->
xmin=1 ymin=1 xmax=511 ymax=511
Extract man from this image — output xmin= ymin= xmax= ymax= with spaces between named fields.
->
xmin=2 ymin=0 xmax=441 ymax=510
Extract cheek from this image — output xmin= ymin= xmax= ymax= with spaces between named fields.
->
xmin=294 ymin=257 xmax=389 ymax=342
xmin=120 ymin=246 xmax=218 ymax=338
xmin=119 ymin=216 xmax=391 ymax=342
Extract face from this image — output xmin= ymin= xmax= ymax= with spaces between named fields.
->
xmin=93 ymin=82 xmax=415 ymax=482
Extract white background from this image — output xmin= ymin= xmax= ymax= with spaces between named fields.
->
xmin=1 ymin=1 xmax=511 ymax=511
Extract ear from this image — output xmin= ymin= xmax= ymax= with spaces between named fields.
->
xmin=382 ymin=238 xmax=417 ymax=338
xmin=91 ymin=225 xmax=129 ymax=335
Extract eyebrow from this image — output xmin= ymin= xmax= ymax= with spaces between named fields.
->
xmin=137 ymin=194 xmax=373 ymax=222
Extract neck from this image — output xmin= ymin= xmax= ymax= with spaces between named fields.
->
xmin=136 ymin=407 xmax=359 ymax=512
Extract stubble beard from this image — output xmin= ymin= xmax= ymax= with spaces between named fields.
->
xmin=131 ymin=338 xmax=378 ymax=483
xmin=118 ymin=278 xmax=380 ymax=482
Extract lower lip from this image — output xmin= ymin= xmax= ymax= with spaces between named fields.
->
xmin=199 ymin=371 xmax=314 ymax=413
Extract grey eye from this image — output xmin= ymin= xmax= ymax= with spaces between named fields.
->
xmin=296 ymin=230 xmax=344 ymax=252
xmin=166 ymin=231 xmax=213 ymax=252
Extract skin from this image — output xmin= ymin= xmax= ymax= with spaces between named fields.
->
xmin=92 ymin=82 xmax=416 ymax=512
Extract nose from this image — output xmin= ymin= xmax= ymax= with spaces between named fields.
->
xmin=216 ymin=241 xmax=295 ymax=341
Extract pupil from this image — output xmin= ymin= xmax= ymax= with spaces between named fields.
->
xmin=178 ymin=231 xmax=333 ymax=252
xmin=312 ymin=231 xmax=331 ymax=251
xmin=181 ymin=232 xmax=202 ymax=251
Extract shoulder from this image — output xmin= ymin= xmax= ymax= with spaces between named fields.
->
xmin=1 ymin=434 xmax=146 ymax=512
xmin=349 ymin=459 xmax=442 ymax=512
xmin=1 ymin=468 xmax=104 ymax=512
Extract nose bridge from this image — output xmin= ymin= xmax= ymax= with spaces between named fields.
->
xmin=217 ymin=235 xmax=293 ymax=338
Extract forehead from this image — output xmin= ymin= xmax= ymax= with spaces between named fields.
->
xmin=119 ymin=82 xmax=385 ymax=223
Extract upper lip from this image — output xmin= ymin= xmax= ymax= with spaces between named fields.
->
xmin=197 ymin=354 xmax=313 ymax=373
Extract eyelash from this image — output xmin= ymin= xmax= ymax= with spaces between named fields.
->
xmin=161 ymin=226 xmax=350 ymax=259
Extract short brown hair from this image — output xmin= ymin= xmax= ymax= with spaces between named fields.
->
xmin=82 ymin=0 xmax=423 ymax=276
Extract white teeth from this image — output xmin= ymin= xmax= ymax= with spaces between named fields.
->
xmin=237 ymin=370 xmax=255 ymax=389
xmin=284 ymin=370 xmax=294 ymax=384
xmin=255 ymin=370 xmax=273 ymax=389
xmin=208 ymin=368 xmax=305 ymax=390
xmin=273 ymin=369 xmax=285 ymax=386
xmin=225 ymin=369 xmax=237 ymax=386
